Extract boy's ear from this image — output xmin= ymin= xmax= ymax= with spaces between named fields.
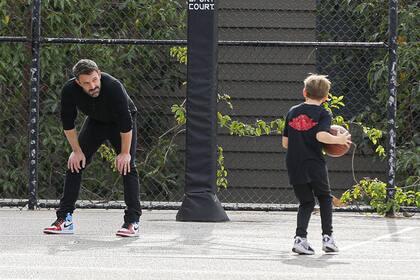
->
xmin=302 ymin=89 xmax=307 ymax=98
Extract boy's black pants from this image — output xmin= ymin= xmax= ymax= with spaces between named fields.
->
xmin=57 ymin=114 xmax=141 ymax=223
xmin=293 ymin=181 xmax=332 ymax=238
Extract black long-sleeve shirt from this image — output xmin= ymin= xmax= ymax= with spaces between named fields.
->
xmin=60 ymin=72 xmax=137 ymax=133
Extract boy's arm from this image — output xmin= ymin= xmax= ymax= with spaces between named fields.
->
xmin=282 ymin=136 xmax=288 ymax=149
xmin=316 ymin=131 xmax=351 ymax=146
xmin=282 ymin=112 xmax=289 ymax=149
xmin=316 ymin=108 xmax=351 ymax=146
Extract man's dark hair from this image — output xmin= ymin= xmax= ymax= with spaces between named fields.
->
xmin=72 ymin=59 xmax=99 ymax=78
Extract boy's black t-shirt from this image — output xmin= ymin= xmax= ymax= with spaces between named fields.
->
xmin=283 ymin=103 xmax=332 ymax=186
xmin=60 ymin=72 xmax=137 ymax=133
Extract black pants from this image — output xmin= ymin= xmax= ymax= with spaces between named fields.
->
xmin=293 ymin=182 xmax=332 ymax=238
xmin=57 ymin=114 xmax=142 ymax=223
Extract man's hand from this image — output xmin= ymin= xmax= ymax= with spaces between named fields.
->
xmin=68 ymin=151 xmax=86 ymax=173
xmin=116 ymin=153 xmax=131 ymax=175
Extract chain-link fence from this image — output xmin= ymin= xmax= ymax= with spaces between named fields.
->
xmin=0 ymin=1 xmax=31 ymax=206
xmin=41 ymin=1 xmax=186 ymax=40
xmin=37 ymin=44 xmax=187 ymax=206
xmin=216 ymin=46 xmax=388 ymax=205
xmin=318 ymin=0 xmax=419 ymax=195
xmin=1 ymin=0 xmax=417 ymax=210
xmin=0 ymin=41 xmax=30 ymax=205
xmin=1 ymin=0 xmax=187 ymax=208
xmin=216 ymin=0 xmax=391 ymax=205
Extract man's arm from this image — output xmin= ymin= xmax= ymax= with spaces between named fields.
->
xmin=64 ymin=128 xmax=86 ymax=173
xmin=60 ymin=85 xmax=78 ymax=131
xmin=64 ymin=129 xmax=82 ymax=152
xmin=116 ymin=130 xmax=132 ymax=175
xmin=120 ymin=130 xmax=132 ymax=154
xmin=107 ymin=80 xmax=135 ymax=175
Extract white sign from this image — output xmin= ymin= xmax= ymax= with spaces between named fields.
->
xmin=188 ymin=0 xmax=214 ymax=11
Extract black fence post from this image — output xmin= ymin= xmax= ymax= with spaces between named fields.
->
xmin=28 ymin=0 xmax=41 ymax=210
xmin=386 ymin=0 xmax=398 ymax=216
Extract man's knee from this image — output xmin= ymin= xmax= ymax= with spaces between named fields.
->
xmin=129 ymin=161 xmax=137 ymax=170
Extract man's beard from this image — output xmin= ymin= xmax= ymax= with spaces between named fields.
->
xmin=87 ymin=87 xmax=100 ymax=98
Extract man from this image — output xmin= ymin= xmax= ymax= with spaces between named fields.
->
xmin=43 ymin=59 xmax=141 ymax=237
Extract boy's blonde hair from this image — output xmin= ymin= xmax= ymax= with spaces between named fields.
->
xmin=303 ymin=74 xmax=331 ymax=100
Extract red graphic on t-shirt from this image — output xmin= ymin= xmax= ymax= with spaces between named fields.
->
xmin=289 ymin=114 xmax=318 ymax=131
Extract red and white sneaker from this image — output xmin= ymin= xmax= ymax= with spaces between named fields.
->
xmin=116 ymin=222 xmax=139 ymax=237
xmin=43 ymin=213 xmax=74 ymax=234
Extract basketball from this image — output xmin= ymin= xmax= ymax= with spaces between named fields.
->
xmin=323 ymin=125 xmax=351 ymax=157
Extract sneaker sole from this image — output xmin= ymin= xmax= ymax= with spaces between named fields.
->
xmin=116 ymin=232 xmax=139 ymax=237
xmin=292 ymin=247 xmax=315 ymax=255
xmin=43 ymin=230 xmax=74 ymax=234
xmin=322 ymin=246 xmax=339 ymax=253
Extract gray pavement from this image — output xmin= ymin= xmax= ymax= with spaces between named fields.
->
xmin=0 ymin=209 xmax=419 ymax=280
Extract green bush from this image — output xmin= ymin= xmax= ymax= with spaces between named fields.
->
xmin=317 ymin=0 xmax=419 ymax=189
xmin=341 ymin=178 xmax=420 ymax=215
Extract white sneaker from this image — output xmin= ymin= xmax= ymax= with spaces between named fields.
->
xmin=292 ymin=236 xmax=315 ymax=255
xmin=116 ymin=222 xmax=139 ymax=237
xmin=322 ymin=234 xmax=339 ymax=253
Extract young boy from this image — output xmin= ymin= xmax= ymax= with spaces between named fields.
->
xmin=282 ymin=74 xmax=351 ymax=255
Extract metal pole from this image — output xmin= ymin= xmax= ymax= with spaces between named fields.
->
xmin=386 ymin=0 xmax=398 ymax=216
xmin=28 ymin=0 xmax=41 ymax=210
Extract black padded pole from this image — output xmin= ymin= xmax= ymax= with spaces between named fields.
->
xmin=176 ymin=0 xmax=229 ymax=222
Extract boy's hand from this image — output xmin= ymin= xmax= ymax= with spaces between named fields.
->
xmin=282 ymin=136 xmax=288 ymax=149
xmin=336 ymin=130 xmax=352 ymax=147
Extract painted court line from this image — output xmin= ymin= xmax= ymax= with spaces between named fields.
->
xmin=0 ymin=265 xmax=418 ymax=279
xmin=340 ymin=226 xmax=417 ymax=251
xmin=1 ymin=252 xmax=420 ymax=262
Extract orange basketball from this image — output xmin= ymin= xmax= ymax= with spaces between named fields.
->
xmin=323 ymin=125 xmax=350 ymax=157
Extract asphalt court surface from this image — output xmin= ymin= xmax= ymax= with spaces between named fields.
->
xmin=0 ymin=209 xmax=419 ymax=280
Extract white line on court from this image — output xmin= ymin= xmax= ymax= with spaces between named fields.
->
xmin=340 ymin=226 xmax=418 ymax=251
xmin=0 ymin=265 xmax=419 ymax=279
xmin=1 ymin=252 xmax=420 ymax=262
